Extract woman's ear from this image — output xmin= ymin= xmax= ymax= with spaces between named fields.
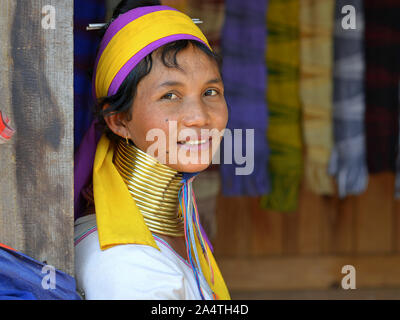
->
xmin=103 ymin=105 xmax=130 ymax=139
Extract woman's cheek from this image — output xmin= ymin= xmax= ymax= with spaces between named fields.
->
xmin=213 ymin=103 xmax=228 ymax=130
xmin=145 ymin=121 xmax=175 ymax=157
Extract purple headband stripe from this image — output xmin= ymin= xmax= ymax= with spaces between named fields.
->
xmin=92 ymin=5 xmax=178 ymax=100
xmin=108 ymin=34 xmax=209 ymax=96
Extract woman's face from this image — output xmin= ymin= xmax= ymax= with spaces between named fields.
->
xmin=123 ymin=43 xmax=228 ymax=172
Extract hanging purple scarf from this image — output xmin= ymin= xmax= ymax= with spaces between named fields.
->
xmin=220 ymin=0 xmax=270 ymax=196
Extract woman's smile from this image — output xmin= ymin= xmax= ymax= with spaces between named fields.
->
xmin=177 ymin=136 xmax=212 ymax=151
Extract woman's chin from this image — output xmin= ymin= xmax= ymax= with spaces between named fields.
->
xmin=167 ymin=162 xmax=211 ymax=173
xmin=165 ymin=145 xmax=216 ymax=173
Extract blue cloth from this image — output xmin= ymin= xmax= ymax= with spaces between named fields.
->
xmin=328 ymin=0 xmax=368 ymax=198
xmin=0 ymin=247 xmax=81 ymax=300
xmin=0 ymin=289 xmax=36 ymax=300
xmin=74 ymin=0 xmax=106 ymax=151
xmin=220 ymin=0 xmax=270 ymax=196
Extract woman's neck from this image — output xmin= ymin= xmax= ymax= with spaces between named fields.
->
xmin=113 ymin=138 xmax=185 ymax=237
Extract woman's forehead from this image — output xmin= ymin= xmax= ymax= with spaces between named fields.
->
xmin=149 ymin=45 xmax=220 ymax=80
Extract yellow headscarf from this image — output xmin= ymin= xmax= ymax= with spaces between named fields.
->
xmin=93 ymin=5 xmax=210 ymax=99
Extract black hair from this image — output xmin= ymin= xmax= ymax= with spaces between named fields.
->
xmin=94 ymin=0 xmax=221 ymax=143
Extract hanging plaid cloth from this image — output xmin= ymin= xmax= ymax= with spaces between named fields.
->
xmin=299 ymin=0 xmax=335 ymax=195
xmin=220 ymin=0 xmax=270 ymax=196
xmin=364 ymin=0 xmax=400 ymax=174
xmin=396 ymin=111 xmax=400 ymax=197
xmin=0 ymin=110 xmax=15 ymax=144
xmin=260 ymin=0 xmax=302 ymax=212
xmin=328 ymin=0 xmax=368 ymax=198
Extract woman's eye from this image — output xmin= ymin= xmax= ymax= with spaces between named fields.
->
xmin=162 ymin=92 xmax=178 ymax=100
xmin=204 ymin=89 xmax=218 ymax=96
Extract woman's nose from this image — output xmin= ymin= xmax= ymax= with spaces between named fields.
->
xmin=181 ymin=98 xmax=210 ymax=127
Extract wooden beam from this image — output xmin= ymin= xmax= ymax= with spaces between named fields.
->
xmin=355 ymin=173 xmax=393 ymax=254
xmin=0 ymin=0 xmax=73 ymax=275
xmin=217 ymin=255 xmax=400 ymax=291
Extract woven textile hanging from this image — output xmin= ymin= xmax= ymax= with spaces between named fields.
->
xmin=364 ymin=0 xmax=400 ymax=175
xmin=260 ymin=0 xmax=302 ymax=212
xmin=299 ymin=0 xmax=335 ymax=195
xmin=220 ymin=0 xmax=270 ymax=196
xmin=328 ymin=0 xmax=368 ymax=198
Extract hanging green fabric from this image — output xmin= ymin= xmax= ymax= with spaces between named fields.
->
xmin=261 ymin=0 xmax=302 ymax=212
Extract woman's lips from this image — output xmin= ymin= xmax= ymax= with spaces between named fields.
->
xmin=177 ymin=137 xmax=211 ymax=151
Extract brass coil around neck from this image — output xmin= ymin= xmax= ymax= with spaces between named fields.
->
xmin=113 ymin=139 xmax=184 ymax=237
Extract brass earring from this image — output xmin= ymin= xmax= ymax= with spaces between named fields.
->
xmin=125 ymin=136 xmax=130 ymax=145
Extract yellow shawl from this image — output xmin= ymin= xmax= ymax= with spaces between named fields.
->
xmin=93 ymin=134 xmax=230 ymax=300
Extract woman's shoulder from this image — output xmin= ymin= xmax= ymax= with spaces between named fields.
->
xmin=75 ymin=214 xmax=182 ymax=273
xmin=74 ymin=215 xmax=186 ymax=299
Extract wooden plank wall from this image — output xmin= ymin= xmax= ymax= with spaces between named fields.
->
xmin=214 ymin=172 xmax=400 ymax=292
xmin=0 ymin=0 xmax=74 ymax=275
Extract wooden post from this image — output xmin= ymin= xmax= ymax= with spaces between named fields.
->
xmin=0 ymin=0 xmax=74 ymax=275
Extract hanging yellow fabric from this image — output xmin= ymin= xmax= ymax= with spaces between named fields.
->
xmin=299 ymin=0 xmax=335 ymax=194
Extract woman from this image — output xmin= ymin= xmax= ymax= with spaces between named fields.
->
xmin=74 ymin=0 xmax=230 ymax=300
